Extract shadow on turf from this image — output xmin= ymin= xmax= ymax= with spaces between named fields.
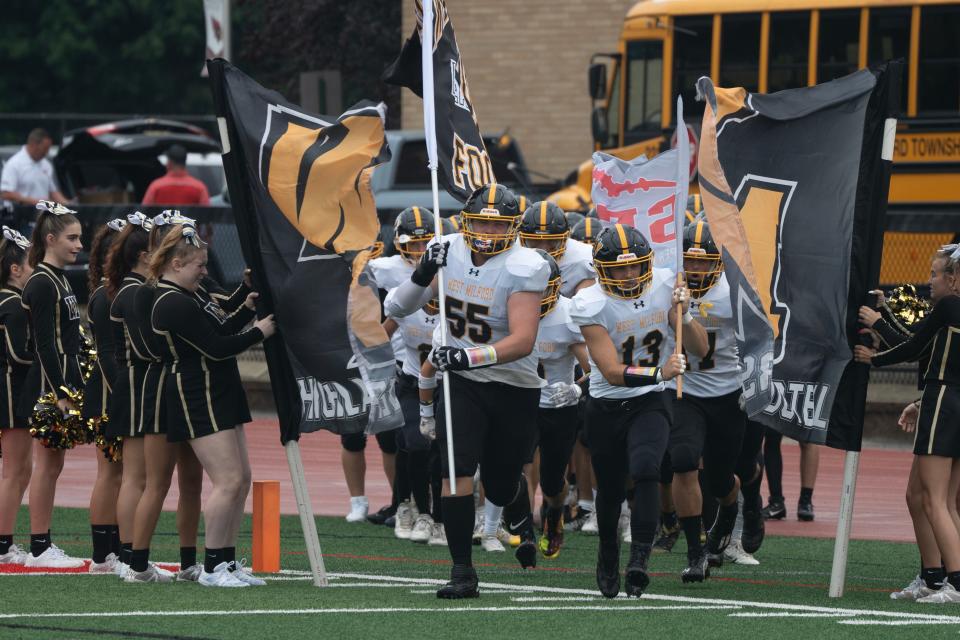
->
xmin=0 ymin=622 xmax=218 ymax=640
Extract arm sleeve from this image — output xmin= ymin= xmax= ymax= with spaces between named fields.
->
xmin=384 ymin=279 xmax=434 ymax=318
xmin=26 ymin=276 xmax=68 ymax=398
xmin=89 ymin=295 xmax=118 ymax=391
xmin=156 ymin=293 xmax=264 ymax=360
xmin=873 ymin=318 xmax=908 ymax=349
xmin=218 ymin=304 xmax=256 ymax=335
xmin=873 ymin=297 xmax=960 ymax=367
xmin=220 ymin=281 xmax=251 ymax=314
xmin=2 ymin=301 xmax=32 ymax=365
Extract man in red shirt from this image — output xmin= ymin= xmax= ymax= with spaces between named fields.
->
xmin=142 ymin=144 xmax=210 ymax=205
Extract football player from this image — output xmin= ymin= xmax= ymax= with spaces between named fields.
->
xmin=570 ymin=217 xmax=604 ymax=249
xmin=519 ymin=201 xmax=595 ymax=297
xmin=570 ymin=223 xmax=706 ymax=598
xmin=385 ymin=183 xmax=550 ymax=599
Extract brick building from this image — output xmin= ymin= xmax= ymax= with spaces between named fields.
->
xmin=399 ymin=0 xmax=636 ymax=183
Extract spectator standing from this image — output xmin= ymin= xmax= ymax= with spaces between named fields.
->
xmin=1 ymin=129 xmax=68 ymax=208
xmin=142 ymin=145 xmax=209 ymax=206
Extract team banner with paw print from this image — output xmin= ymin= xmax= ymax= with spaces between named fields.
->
xmin=208 ymin=59 xmax=403 ymax=443
xmin=696 ymin=64 xmax=901 ymax=450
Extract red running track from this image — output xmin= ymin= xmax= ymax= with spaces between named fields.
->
xmin=35 ymin=417 xmax=915 ymax=542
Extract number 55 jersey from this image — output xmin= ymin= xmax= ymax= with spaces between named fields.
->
xmin=570 ymin=267 xmax=676 ymax=399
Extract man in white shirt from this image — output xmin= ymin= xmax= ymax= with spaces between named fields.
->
xmin=1 ymin=129 xmax=67 ymax=207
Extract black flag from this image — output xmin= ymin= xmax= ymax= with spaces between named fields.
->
xmin=384 ymin=0 xmax=495 ymax=201
xmin=697 ymin=63 xmax=901 ymax=449
xmin=208 ymin=59 xmax=404 ymax=444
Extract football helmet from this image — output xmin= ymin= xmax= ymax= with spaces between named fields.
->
xmin=531 ymin=248 xmax=561 ymax=317
xmin=571 ymin=217 xmax=603 ymax=247
xmin=519 ymin=201 xmax=569 ymax=261
xmin=593 ymin=224 xmax=653 ymax=299
xmin=460 ymin=183 xmax=521 ymax=255
xmin=565 ymin=211 xmax=585 ymax=229
xmin=393 ymin=206 xmax=434 ymax=262
xmin=682 ymin=219 xmax=722 ymax=297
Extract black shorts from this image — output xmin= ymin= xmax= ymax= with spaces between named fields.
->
xmin=584 ymin=391 xmax=672 ymax=486
xmin=527 ymin=405 xmax=579 ymax=497
xmin=396 ymin=373 xmax=430 ymax=453
xmin=164 ymin=359 xmax=251 ymax=443
xmin=914 ymin=384 xmax=960 ymax=457
xmin=671 ymin=390 xmax=745 ymax=497
xmin=437 ymin=372 xmax=539 ymax=495
xmin=340 ymin=429 xmax=400 ymax=453
xmin=0 ymin=364 xmax=29 ymax=429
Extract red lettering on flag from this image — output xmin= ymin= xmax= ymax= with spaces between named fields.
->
xmin=592 ymin=168 xmax=676 ymax=198
xmin=596 ymin=204 xmax=637 ymax=225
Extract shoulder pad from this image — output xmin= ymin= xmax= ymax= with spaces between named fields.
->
xmin=565 ymin=238 xmax=594 ymax=262
xmin=506 ymin=247 xmax=550 ymax=292
xmin=568 ymin=284 xmax=608 ymax=326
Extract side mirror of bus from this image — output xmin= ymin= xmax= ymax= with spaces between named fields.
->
xmin=588 ymin=63 xmax=607 ymax=100
xmin=591 ymin=106 xmax=609 ymax=144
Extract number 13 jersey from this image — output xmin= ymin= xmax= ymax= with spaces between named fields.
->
xmin=570 ymin=267 xmax=676 ymax=399
xmin=439 ymin=233 xmax=549 ymax=389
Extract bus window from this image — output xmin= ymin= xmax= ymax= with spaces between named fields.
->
xmin=768 ymin=11 xmax=810 ymax=93
xmin=868 ymin=7 xmax=910 ymax=112
xmin=625 ymin=40 xmax=663 ymax=144
xmin=719 ymin=13 xmax=761 ymax=92
xmin=673 ymin=16 xmax=712 ymax=122
xmin=918 ymin=5 xmax=960 ymax=115
xmin=818 ymin=9 xmax=859 ymax=81
xmin=606 ymin=58 xmax=622 ymax=148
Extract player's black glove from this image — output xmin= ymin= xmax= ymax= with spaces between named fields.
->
xmin=411 ymin=241 xmax=449 ymax=286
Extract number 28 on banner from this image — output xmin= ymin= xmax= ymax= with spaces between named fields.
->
xmin=597 ymin=194 xmax=678 ymax=243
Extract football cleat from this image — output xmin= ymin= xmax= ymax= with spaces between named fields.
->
xmin=706 ymin=503 xmax=738 ymax=556
xmin=366 ymin=504 xmax=396 ymax=526
xmin=681 ymin=550 xmax=711 ymax=583
xmin=741 ymin=497 xmax=766 ymax=554
xmin=481 ymin=534 xmax=505 ymax=553
xmin=428 ymin=522 xmax=448 ymax=547
xmin=538 ymin=507 xmax=565 ymax=559
xmin=761 ymin=498 xmax=786 ymax=520
xmin=581 ymin=510 xmax=599 ymax=535
xmin=436 ymin=564 xmax=479 ymax=599
xmin=797 ymin=499 xmax=815 ymax=522
xmin=596 ymin=541 xmax=621 ymax=599
xmin=652 ymin=522 xmax=681 ymax=553
xmin=394 ymin=501 xmax=416 ymax=540
xmin=619 ymin=509 xmax=632 ymax=543
xmin=410 ymin=513 xmax=435 ymax=544
xmin=472 ymin=513 xmax=485 ymax=546
xmin=515 ymin=524 xmax=538 ymax=570
xmin=624 ymin=543 xmax=651 ymax=597
xmin=723 ymin=540 xmax=760 ymax=566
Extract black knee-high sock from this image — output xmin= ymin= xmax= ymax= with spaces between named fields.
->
xmin=180 ymin=546 xmax=197 ymax=568
xmin=441 ymin=495 xmax=474 ymax=567
xmin=91 ymin=525 xmax=113 ymax=563
xmin=763 ymin=429 xmax=784 ymax=499
xmin=409 ymin=450 xmax=431 ymax=515
xmin=629 ymin=481 xmax=659 ymax=545
xmin=0 ymin=534 xmax=13 ymax=555
xmin=131 ymin=548 xmax=150 ymax=573
xmin=109 ymin=525 xmax=121 ymax=556
xmin=119 ymin=542 xmax=133 ymax=566
xmin=430 ymin=449 xmax=443 ymax=521
xmin=740 ymin=461 xmax=763 ymax=513
xmin=204 ymin=548 xmax=224 ymax=573
xmin=224 ymin=546 xmax=236 ymax=565
xmin=679 ymin=515 xmax=703 ymax=557
xmin=394 ymin=449 xmax=411 ymax=505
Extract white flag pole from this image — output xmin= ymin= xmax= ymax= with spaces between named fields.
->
xmin=420 ymin=0 xmax=457 ymax=495
xmin=829 ymin=450 xmax=860 ymax=597
xmin=674 ymin=96 xmax=689 ymax=399
xmin=284 ymin=440 xmax=328 ymax=586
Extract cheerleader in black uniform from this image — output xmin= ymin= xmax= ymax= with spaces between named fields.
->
xmin=105 ymin=212 xmax=156 ymax=577
xmin=82 ymin=219 xmax=125 ymax=573
xmin=18 ymin=201 xmax=85 ymax=568
xmin=0 ymin=228 xmax=34 ymax=565
xmin=149 ymin=225 xmax=273 ymax=587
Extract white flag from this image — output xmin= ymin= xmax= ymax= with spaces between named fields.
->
xmin=201 ymin=0 xmax=229 ymax=77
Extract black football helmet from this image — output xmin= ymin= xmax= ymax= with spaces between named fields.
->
xmin=440 ymin=216 xmax=457 ymax=236
xmin=519 ymin=201 xmax=570 ymax=261
xmin=571 ymin=217 xmax=604 ymax=247
xmin=565 ymin=211 xmax=585 ymax=229
xmin=393 ymin=206 xmax=434 ymax=262
xmin=682 ymin=219 xmax=722 ymax=297
xmin=460 ymin=183 xmax=521 ymax=255
xmin=585 ymin=207 xmax=599 ymax=219
xmin=531 ymin=248 xmax=562 ymax=317
xmin=593 ymin=223 xmax=653 ymax=299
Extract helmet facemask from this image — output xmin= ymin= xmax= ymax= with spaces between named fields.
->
xmin=520 ymin=231 xmax=569 ymax=261
xmin=540 ymin=273 xmax=562 ymax=317
xmin=683 ymin=250 xmax=722 ymax=297
xmin=461 ymin=212 xmax=520 ymax=256
xmin=595 ymin=253 xmax=653 ymax=299
xmin=395 ymin=233 xmax=434 ymax=263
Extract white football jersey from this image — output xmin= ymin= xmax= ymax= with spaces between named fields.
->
xmin=559 ymin=238 xmax=596 ymax=297
xmin=570 ymin=268 xmax=676 ymax=399
xmin=438 ymin=233 xmax=550 ymax=388
xmin=535 ymin=296 xmax=584 ymax=408
xmin=392 ymin=309 xmax=441 ymax=378
xmin=370 ymin=254 xmax=415 ymax=364
xmin=682 ymin=274 xmax=741 ymax=398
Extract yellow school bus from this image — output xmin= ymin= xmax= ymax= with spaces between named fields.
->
xmin=551 ymin=0 xmax=959 ymax=284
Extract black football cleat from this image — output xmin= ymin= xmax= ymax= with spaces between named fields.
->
xmin=596 ymin=541 xmax=621 ymax=598
xmin=681 ymin=550 xmax=711 ymax=583
xmin=539 ymin=506 xmax=565 ymax=559
xmin=706 ymin=552 xmax=724 ymax=569
xmin=741 ymin=499 xmax=766 ymax=554
xmin=514 ymin=519 xmax=538 ymax=569
xmin=366 ymin=504 xmax=396 ymax=525
xmin=652 ymin=522 xmax=681 ymax=553
xmin=624 ymin=543 xmax=651 ymax=597
xmin=706 ymin=503 xmax=738 ymax=556
xmin=761 ymin=497 xmax=786 ymax=520
xmin=436 ymin=564 xmax=479 ymax=599
xmin=797 ymin=499 xmax=815 ymax=522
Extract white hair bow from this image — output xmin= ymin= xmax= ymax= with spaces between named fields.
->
xmin=126 ymin=211 xmax=153 ymax=230
xmin=106 ymin=218 xmax=127 ymax=232
xmin=35 ymin=200 xmax=76 ymax=216
xmin=2 ymin=226 xmax=31 ymax=250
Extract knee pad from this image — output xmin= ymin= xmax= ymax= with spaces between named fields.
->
xmin=340 ymin=432 xmax=367 ymax=452
xmin=668 ymin=444 xmax=700 ymax=475
xmin=375 ymin=430 xmax=399 ymax=455
xmin=630 ymin=458 xmax=662 ymax=485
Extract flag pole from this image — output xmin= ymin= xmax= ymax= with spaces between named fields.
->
xmin=420 ymin=0 xmax=457 ymax=495
xmin=674 ymin=96 xmax=689 ymax=398
xmin=284 ymin=440 xmax=328 ymax=586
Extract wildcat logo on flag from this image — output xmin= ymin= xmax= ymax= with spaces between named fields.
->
xmin=696 ymin=66 xmax=899 ymax=449
xmin=383 ymin=0 xmax=494 ymax=201
xmin=591 ymin=99 xmax=689 ymax=272
xmin=207 ymin=59 xmax=403 ymax=443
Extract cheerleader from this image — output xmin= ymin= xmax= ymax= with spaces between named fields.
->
xmin=17 ymin=201 xmax=85 ymax=568
xmin=82 ymin=219 xmax=126 ymax=573
xmin=0 ymin=228 xmax=34 ymax=565
xmin=149 ymin=225 xmax=273 ymax=587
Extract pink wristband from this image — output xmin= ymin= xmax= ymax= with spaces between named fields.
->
xmin=465 ymin=346 xmax=498 ymax=368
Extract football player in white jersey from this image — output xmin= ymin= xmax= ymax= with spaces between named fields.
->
xmin=519 ymin=201 xmax=595 ymax=297
xmin=385 ymin=183 xmax=550 ymax=599
xmin=570 ymin=223 xmax=707 ymax=598
xmin=522 ymin=249 xmax=590 ymax=559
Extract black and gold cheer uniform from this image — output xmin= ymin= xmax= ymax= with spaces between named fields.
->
xmin=107 ymin=273 xmax=156 ymax=438
xmin=150 ymin=279 xmax=263 ymax=442
xmin=18 ymin=263 xmax=83 ymax=418
xmin=82 ymin=282 xmax=118 ymax=422
xmin=0 ymin=286 xmax=32 ymax=428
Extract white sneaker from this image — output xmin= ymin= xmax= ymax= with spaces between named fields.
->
xmin=472 ymin=513 xmax=485 ymax=545
xmin=124 ymin=563 xmax=174 ymax=583
xmin=177 ymin=563 xmax=203 ymax=582
xmin=394 ymin=501 xmax=416 ymax=540
xmin=723 ymin=540 xmax=760 ymax=566
xmin=198 ymin=561 xmax=249 ymax=588
xmin=619 ymin=510 xmax=632 ymax=543
xmin=345 ymin=496 xmax=369 ymax=523
xmin=155 ymin=564 xmax=175 ymax=579
xmin=496 ymin=525 xmax=520 ymax=548
xmin=115 ymin=562 xmax=130 ymax=580
xmin=481 ymin=534 xmax=505 ymax=552
xmin=0 ymin=544 xmax=28 ymax=565
xmin=428 ymin=522 xmax=447 ymax=546
xmin=917 ymin=581 xmax=960 ymax=603
xmin=24 ymin=544 xmax=85 ymax=569
xmin=581 ymin=510 xmax=599 ymax=535
xmin=410 ymin=513 xmax=434 ymax=544
xmin=229 ymin=559 xmax=266 ymax=586
xmin=89 ymin=552 xmax=119 ymax=574
xmin=891 ymin=575 xmax=936 ymax=601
